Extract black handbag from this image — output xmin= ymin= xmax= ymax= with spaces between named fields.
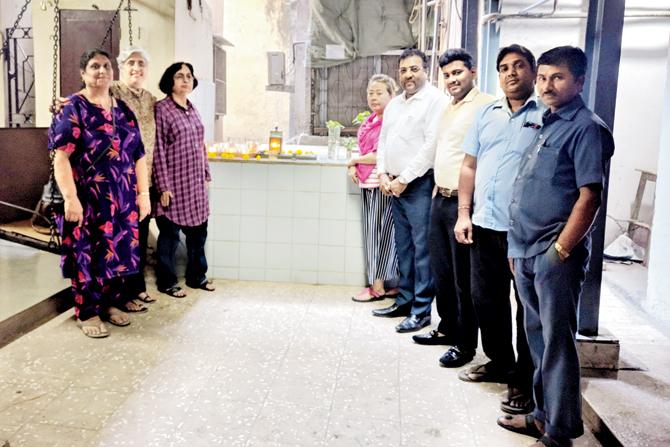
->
xmin=31 ymin=179 xmax=63 ymax=235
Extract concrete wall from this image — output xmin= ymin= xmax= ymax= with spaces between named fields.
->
xmin=221 ymin=0 xmax=295 ymax=142
xmin=32 ymin=0 xmax=175 ymax=127
xmin=645 ymin=37 xmax=670 ymax=327
xmin=495 ymin=0 xmax=670 ymax=247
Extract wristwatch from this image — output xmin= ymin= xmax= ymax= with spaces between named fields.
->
xmin=554 ymin=241 xmax=570 ymax=261
xmin=396 ymin=175 xmax=408 ymax=185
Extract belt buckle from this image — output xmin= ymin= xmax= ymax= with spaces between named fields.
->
xmin=439 ymin=187 xmax=456 ymax=197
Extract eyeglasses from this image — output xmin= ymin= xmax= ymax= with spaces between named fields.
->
xmin=399 ymin=66 xmax=423 ymax=75
xmin=174 ymin=73 xmax=193 ymax=81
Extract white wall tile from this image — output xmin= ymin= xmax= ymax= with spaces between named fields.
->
xmin=319 ymin=193 xmax=347 ymax=220
xmin=265 ymin=269 xmax=291 ymax=283
xmin=212 ymin=267 xmax=238 ymax=280
xmin=239 ymin=242 xmax=266 ymax=268
xmin=212 ymin=162 xmax=241 ymax=189
xmin=241 ymin=190 xmax=267 ymax=216
xmin=266 ymin=243 xmax=292 ymax=269
xmin=211 ymin=189 xmax=241 ymax=215
xmin=241 ymin=163 xmax=269 ymax=189
xmin=239 ymin=268 xmax=266 ymax=281
xmin=346 ymin=193 xmax=363 ymax=221
xmin=291 ymin=244 xmax=318 ymax=270
xmin=318 ymin=246 xmax=345 ymax=272
xmin=318 ymin=219 xmax=346 ymax=246
xmin=345 ymin=272 xmax=366 ymax=287
xmin=267 ymin=164 xmax=294 ymax=191
xmin=266 ymin=190 xmax=294 ymax=217
xmin=345 ymin=220 xmax=364 ymax=247
xmin=266 ymin=217 xmax=293 ymax=244
xmin=318 ymin=271 xmax=345 ymax=285
xmin=239 ymin=216 xmax=267 ymax=242
xmin=292 ymin=218 xmax=319 ymax=244
xmin=293 ymin=192 xmax=320 ymax=218
xmin=213 ymin=241 xmax=239 ymax=268
xmin=320 ymin=166 xmax=348 ymax=193
xmin=211 ymin=215 xmax=240 ymax=242
xmin=345 ymin=245 xmax=365 ymax=273
xmin=292 ymin=270 xmax=317 ymax=284
xmin=294 ymin=165 xmax=321 ymax=192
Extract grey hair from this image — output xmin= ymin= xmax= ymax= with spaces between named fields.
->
xmin=367 ymin=73 xmax=399 ymax=96
xmin=117 ymin=46 xmax=151 ymax=66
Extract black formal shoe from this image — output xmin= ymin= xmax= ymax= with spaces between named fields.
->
xmin=371 ymin=303 xmax=411 ymax=318
xmin=438 ymin=346 xmax=475 ymax=368
xmin=395 ymin=314 xmax=431 ymax=333
xmin=412 ymin=329 xmax=452 ymax=345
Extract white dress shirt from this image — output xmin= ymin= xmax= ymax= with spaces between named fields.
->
xmin=376 ymin=83 xmax=446 ymax=183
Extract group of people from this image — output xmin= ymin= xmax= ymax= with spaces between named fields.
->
xmin=49 ymin=47 xmax=216 ymax=339
xmin=348 ymin=45 xmax=614 ymax=447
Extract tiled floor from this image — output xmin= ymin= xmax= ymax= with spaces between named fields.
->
xmin=0 ymin=279 xmax=602 ymax=446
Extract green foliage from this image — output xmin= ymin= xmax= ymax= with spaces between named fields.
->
xmin=352 ymin=111 xmax=371 ymax=125
xmin=326 ymin=120 xmax=344 ymax=131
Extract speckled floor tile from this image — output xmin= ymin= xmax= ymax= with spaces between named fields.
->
xmin=0 ymin=281 xmax=607 ymax=446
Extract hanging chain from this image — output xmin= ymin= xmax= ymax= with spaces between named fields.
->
xmin=127 ymin=0 xmax=133 ymax=46
xmin=2 ymin=0 xmax=32 ymax=58
xmin=48 ymin=0 xmax=62 ymax=250
xmin=100 ymin=0 xmax=125 ymax=48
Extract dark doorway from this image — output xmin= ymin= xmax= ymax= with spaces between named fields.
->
xmin=59 ymin=9 xmax=120 ymax=96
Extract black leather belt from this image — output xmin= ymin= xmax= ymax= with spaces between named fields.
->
xmin=437 ymin=187 xmax=458 ymax=198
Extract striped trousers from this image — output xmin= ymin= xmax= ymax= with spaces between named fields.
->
xmin=361 ymin=187 xmax=399 ymax=285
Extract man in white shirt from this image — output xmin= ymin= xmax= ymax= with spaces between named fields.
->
xmin=373 ymin=48 xmax=447 ymax=333
xmin=412 ymin=49 xmax=495 ymax=366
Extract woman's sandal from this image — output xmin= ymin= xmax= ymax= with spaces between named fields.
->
xmin=352 ymin=287 xmax=384 ymax=303
xmin=137 ymin=292 xmax=157 ymax=303
xmin=496 ymin=414 xmax=544 ymax=439
xmin=103 ymin=307 xmax=131 ymax=327
xmin=501 ymin=387 xmax=535 ymax=414
xmin=77 ymin=318 xmax=110 ymax=338
xmin=160 ymin=285 xmax=187 ymax=298
xmin=123 ymin=299 xmax=149 ymax=313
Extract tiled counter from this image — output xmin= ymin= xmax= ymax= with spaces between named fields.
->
xmin=206 ymin=158 xmax=366 ymax=286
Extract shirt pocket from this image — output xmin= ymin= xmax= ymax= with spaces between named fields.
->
xmin=534 ymin=142 xmax=561 ymax=179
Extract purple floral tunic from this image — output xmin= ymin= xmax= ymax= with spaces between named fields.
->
xmin=48 ymin=93 xmax=145 ymax=283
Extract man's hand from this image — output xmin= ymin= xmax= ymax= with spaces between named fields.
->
xmin=64 ymin=196 xmax=84 ymax=227
xmin=454 ymin=215 xmax=473 ymax=244
xmin=347 ymin=166 xmax=359 ymax=185
xmin=160 ymin=191 xmax=173 ymax=207
xmin=389 ymin=179 xmax=407 ymax=197
xmin=379 ymin=174 xmax=392 ymax=196
xmin=138 ymin=195 xmax=151 ymax=221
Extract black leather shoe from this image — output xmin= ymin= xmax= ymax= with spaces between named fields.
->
xmin=412 ymin=329 xmax=452 ymax=345
xmin=371 ymin=303 xmax=411 ymax=318
xmin=439 ymin=346 xmax=475 ymax=368
xmin=396 ymin=314 xmax=431 ymax=333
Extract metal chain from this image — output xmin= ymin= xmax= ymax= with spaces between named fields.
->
xmin=100 ymin=0 xmax=125 ymax=48
xmin=128 ymin=0 xmax=133 ymax=46
xmin=2 ymin=0 xmax=32 ymax=57
xmin=48 ymin=0 xmax=61 ymax=250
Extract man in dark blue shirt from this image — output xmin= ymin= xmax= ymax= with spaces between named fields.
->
xmin=498 ymin=46 xmax=615 ymax=447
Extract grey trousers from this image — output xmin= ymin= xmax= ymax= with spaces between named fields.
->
xmin=513 ymin=242 xmax=590 ymax=441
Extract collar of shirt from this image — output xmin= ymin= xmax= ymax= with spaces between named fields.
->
xmin=542 ymin=94 xmax=585 ymax=125
xmin=400 ymin=82 xmax=433 ymax=104
xmin=168 ymin=95 xmax=193 ymax=111
xmin=493 ymin=95 xmax=539 ymax=117
xmin=449 ymin=86 xmax=480 ymax=110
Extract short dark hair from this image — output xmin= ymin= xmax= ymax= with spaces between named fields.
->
xmin=537 ymin=46 xmax=588 ymax=78
xmin=158 ymin=62 xmax=199 ymax=95
xmin=496 ymin=44 xmax=536 ymax=72
xmin=399 ymin=48 xmax=429 ymax=70
xmin=439 ymin=48 xmax=474 ymax=70
xmin=79 ymin=48 xmax=111 ymax=71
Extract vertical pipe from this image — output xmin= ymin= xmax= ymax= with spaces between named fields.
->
xmin=461 ymin=0 xmax=479 ymax=64
xmin=578 ymin=0 xmax=626 ymax=336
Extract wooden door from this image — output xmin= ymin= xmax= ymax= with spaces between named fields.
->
xmin=59 ymin=10 xmax=120 ymax=96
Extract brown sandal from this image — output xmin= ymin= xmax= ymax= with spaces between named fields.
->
xmin=103 ymin=307 xmax=131 ymax=327
xmin=77 ymin=318 xmax=110 ymax=338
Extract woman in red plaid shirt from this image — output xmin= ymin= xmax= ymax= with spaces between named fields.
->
xmin=153 ymin=62 xmax=215 ymax=298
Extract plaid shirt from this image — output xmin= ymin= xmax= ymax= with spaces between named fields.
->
xmin=153 ymin=96 xmax=211 ymax=227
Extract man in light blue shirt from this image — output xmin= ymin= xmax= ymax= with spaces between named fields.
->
xmin=453 ymin=45 xmax=544 ymax=416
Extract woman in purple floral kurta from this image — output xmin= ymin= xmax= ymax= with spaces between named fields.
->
xmin=50 ymin=49 xmax=150 ymax=338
